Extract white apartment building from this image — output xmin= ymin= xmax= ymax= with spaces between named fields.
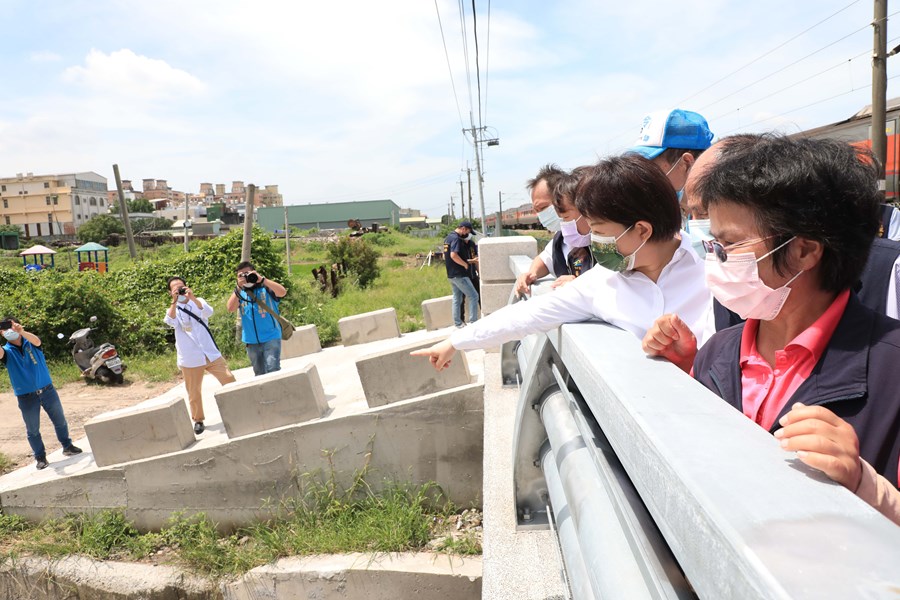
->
xmin=0 ymin=171 xmax=109 ymax=237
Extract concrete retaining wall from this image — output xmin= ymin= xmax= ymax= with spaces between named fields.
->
xmin=479 ymin=282 xmax=514 ymax=317
xmin=282 ymin=324 xmax=322 ymax=359
xmin=224 ymin=553 xmax=481 ymax=600
xmin=356 ymin=339 xmax=472 ymax=407
xmin=477 ymin=237 xmax=537 ymax=283
xmin=214 ymin=363 xmax=328 ymax=438
xmin=422 ymin=295 xmax=453 ymax=331
xmin=338 ymin=308 xmax=401 ymax=346
xmin=84 ymin=395 xmax=195 ymax=468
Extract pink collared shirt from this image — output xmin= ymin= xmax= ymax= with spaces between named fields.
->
xmin=739 ymin=289 xmax=850 ymax=431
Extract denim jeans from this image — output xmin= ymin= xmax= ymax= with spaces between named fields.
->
xmin=449 ymin=276 xmax=479 ymax=326
xmin=246 ymin=338 xmax=282 ymax=376
xmin=17 ymin=385 xmax=72 ymax=460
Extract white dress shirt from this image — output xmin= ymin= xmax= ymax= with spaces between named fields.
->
xmin=451 ymin=232 xmax=714 ymax=350
xmin=163 ymin=298 xmax=222 ymax=368
xmin=888 ymin=207 xmax=900 ymax=242
xmin=889 ymin=257 xmax=900 ymax=319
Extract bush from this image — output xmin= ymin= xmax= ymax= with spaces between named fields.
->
xmin=326 ymin=236 xmax=380 ymax=288
xmin=78 ymin=214 xmax=126 ymax=243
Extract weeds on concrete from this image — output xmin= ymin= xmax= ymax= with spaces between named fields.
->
xmin=0 ymin=473 xmax=482 ymax=578
xmin=0 ymin=452 xmax=13 ymax=476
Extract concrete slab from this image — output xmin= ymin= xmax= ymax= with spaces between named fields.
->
xmin=0 ymin=468 xmax=126 ymax=523
xmin=224 ymin=553 xmax=481 ymax=600
xmin=84 ymin=393 xmax=196 ymax=468
xmin=422 ymin=295 xmax=453 ymax=330
xmin=214 ymin=363 xmax=328 ymax=438
xmin=478 ymin=237 xmax=538 ymax=283
xmin=480 ymin=281 xmax=514 ymax=316
xmin=282 ymin=323 xmax=322 ymax=359
xmin=338 ymin=308 xmax=401 ymax=346
xmin=356 ymin=339 xmax=472 ymax=407
xmin=480 ymin=352 xmax=567 ymax=600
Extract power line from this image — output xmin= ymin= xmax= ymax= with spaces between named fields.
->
xmin=719 ymin=73 xmax=900 ymax=136
xmin=457 ymin=0 xmax=475 ymax=124
xmin=434 ymin=0 xmax=466 ymax=132
xmin=677 ymin=0 xmax=861 ymax=105
xmin=471 ymin=0 xmax=484 ymax=132
xmin=484 ymin=0 xmax=492 ymax=125
xmin=698 ymin=21 xmax=872 ymax=112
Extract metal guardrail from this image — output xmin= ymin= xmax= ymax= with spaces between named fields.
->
xmin=501 ymin=254 xmax=900 ymax=600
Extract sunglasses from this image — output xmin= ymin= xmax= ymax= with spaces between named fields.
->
xmin=702 ymin=235 xmax=774 ymax=263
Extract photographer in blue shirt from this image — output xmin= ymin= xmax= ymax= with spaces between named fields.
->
xmin=226 ymin=261 xmax=288 ymax=375
xmin=0 ymin=317 xmax=81 ymax=470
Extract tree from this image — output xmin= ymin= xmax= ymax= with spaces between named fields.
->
xmin=110 ymin=198 xmax=155 ymax=214
xmin=132 ymin=217 xmax=175 ymax=234
xmin=78 ymin=214 xmax=125 ymax=243
xmin=327 ymin=236 xmax=381 ymax=288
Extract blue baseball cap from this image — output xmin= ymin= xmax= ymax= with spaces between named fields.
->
xmin=627 ymin=109 xmax=714 ymax=160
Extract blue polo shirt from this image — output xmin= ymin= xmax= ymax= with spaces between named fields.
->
xmin=236 ymin=286 xmax=283 ymax=344
xmin=1 ymin=338 xmax=52 ymax=396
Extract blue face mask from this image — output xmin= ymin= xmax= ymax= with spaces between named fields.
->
xmin=537 ymin=206 xmax=561 ymax=232
xmin=2 ymin=330 xmax=20 ymax=341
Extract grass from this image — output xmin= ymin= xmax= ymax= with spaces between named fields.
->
xmin=0 ymin=452 xmax=13 ymax=476
xmin=0 ymin=475 xmax=482 ymax=577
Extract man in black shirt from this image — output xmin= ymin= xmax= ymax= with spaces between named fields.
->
xmin=444 ymin=221 xmax=479 ymax=328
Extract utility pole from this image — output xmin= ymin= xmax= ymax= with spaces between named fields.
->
xmin=284 ymin=204 xmax=291 ymax=275
xmin=112 ymin=164 xmax=137 ymax=259
xmin=496 ymin=190 xmax=503 ymax=237
xmin=241 ymin=184 xmax=255 ymax=262
xmin=468 ymin=111 xmax=488 ymax=233
xmin=873 ymin=0 xmax=888 ymax=191
xmin=466 ymin=166 xmax=473 ymax=223
xmin=458 ymin=181 xmax=465 ymax=219
xmin=183 ymin=190 xmax=190 ymax=252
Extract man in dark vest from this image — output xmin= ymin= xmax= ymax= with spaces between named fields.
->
xmin=444 ymin=221 xmax=479 ymax=328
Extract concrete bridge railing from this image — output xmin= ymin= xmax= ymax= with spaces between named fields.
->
xmin=494 ymin=251 xmax=900 ymax=600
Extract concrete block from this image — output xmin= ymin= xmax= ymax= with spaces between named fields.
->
xmin=281 ymin=324 xmax=321 ymax=359
xmin=480 ymin=281 xmax=514 ymax=316
xmin=356 ymin=339 xmax=472 ymax=407
xmin=0 ymin=469 xmax=126 ymax=523
xmin=214 ymin=363 xmax=328 ymax=438
xmin=338 ymin=307 xmax=401 ymax=346
xmin=478 ymin=237 xmax=537 ymax=283
xmin=421 ymin=295 xmax=453 ymax=330
xmin=84 ymin=396 xmax=195 ymax=468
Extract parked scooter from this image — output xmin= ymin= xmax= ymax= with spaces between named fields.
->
xmin=58 ymin=316 xmax=126 ymax=384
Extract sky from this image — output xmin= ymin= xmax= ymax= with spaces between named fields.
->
xmin=1 ymin=0 xmax=899 ymax=220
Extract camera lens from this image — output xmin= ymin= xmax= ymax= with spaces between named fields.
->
xmin=178 ymin=287 xmax=187 ymax=295
xmin=245 ymin=273 xmax=259 ymax=283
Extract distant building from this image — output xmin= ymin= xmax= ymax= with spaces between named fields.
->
xmin=0 ymin=171 xmax=108 ymax=237
xmin=257 ymin=199 xmax=400 ymax=232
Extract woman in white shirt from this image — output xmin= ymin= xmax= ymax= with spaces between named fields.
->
xmin=413 ymin=154 xmax=713 ymax=370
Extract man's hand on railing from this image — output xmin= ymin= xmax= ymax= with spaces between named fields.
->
xmin=410 ymin=339 xmax=457 ymax=371
xmin=641 ymin=314 xmax=697 ymax=374
xmin=774 ymin=403 xmax=864 ymax=492
xmin=515 ymin=272 xmax=537 ymax=296
xmin=550 ymin=275 xmax=576 ymax=289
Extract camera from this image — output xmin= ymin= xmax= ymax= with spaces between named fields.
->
xmin=0 ymin=319 xmax=11 ymax=330
xmin=178 ymin=287 xmax=187 ymax=296
xmin=244 ymin=272 xmax=259 ymax=284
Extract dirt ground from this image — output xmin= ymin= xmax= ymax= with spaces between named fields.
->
xmin=0 ymin=377 xmax=177 ymax=470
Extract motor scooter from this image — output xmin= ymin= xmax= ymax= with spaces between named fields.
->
xmin=58 ymin=316 xmax=126 ymax=384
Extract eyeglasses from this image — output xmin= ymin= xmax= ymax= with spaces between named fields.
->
xmin=702 ymin=235 xmax=774 ymax=263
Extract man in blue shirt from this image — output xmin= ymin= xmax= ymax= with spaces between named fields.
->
xmin=0 ymin=317 xmax=81 ymax=470
xmin=226 ymin=261 xmax=288 ymax=376
xmin=444 ymin=221 xmax=479 ymax=328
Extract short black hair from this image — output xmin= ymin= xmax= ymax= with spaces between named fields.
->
xmin=552 ymin=171 xmax=580 ymax=211
xmin=695 ymin=135 xmax=880 ymax=293
xmin=236 ymin=261 xmax=255 ymax=272
xmin=574 ymin=154 xmax=681 ymax=241
xmin=166 ymin=276 xmax=185 ymax=290
xmin=655 ymin=147 xmax=705 ymax=166
xmin=1 ymin=316 xmax=17 ymax=326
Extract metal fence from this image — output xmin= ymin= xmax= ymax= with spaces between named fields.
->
xmin=503 ymin=255 xmax=900 ymax=600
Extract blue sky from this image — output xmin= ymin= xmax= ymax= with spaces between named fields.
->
xmin=1 ymin=1 xmax=897 ymax=219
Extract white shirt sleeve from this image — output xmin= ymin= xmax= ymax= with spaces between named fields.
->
xmin=887 ymin=258 xmax=900 ymax=320
xmin=888 ymin=207 xmax=900 ymax=242
xmin=538 ymin=242 xmax=554 ymax=273
xmin=450 ymin=271 xmax=599 ymax=350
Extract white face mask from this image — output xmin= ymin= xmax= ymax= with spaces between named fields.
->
xmin=176 ymin=294 xmax=190 ymax=304
xmin=589 ymin=225 xmax=647 ymax=272
xmin=704 ymin=237 xmax=803 ymax=320
xmin=2 ymin=330 xmax=19 ymax=341
xmin=560 ymin=215 xmax=591 ymax=248
xmin=688 ymin=219 xmax=713 ymax=257
xmin=537 ymin=205 xmax=561 ymax=232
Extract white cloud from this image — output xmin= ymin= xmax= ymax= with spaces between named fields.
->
xmin=30 ymin=51 xmax=61 ymax=62
xmin=62 ymin=49 xmax=206 ymax=99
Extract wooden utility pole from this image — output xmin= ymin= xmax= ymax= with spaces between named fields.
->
xmin=183 ymin=191 xmax=190 ymax=252
xmin=284 ymin=204 xmax=291 ymax=275
xmin=112 ymin=164 xmax=137 ymax=259
xmin=466 ymin=167 xmax=473 ymax=223
xmin=873 ymin=0 xmax=888 ymax=189
xmin=459 ymin=181 xmax=465 ymax=218
xmin=241 ymin=184 xmax=255 ymax=262
xmin=496 ymin=190 xmax=503 ymax=237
